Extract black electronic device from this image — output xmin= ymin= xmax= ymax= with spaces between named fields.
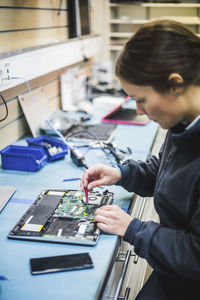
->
xmin=68 ymin=0 xmax=90 ymax=38
xmin=30 ymin=252 xmax=94 ymax=275
xmin=79 ymin=0 xmax=90 ymax=35
xmin=41 ymin=120 xmax=116 ymax=143
xmin=64 ymin=123 xmax=117 ymax=142
xmin=8 ymin=189 xmax=114 ymax=246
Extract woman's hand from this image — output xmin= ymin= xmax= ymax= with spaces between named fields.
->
xmin=81 ymin=163 xmax=122 ymax=191
xmin=94 ymin=205 xmax=133 ymax=236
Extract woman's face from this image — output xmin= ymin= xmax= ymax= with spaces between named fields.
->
xmin=120 ymin=79 xmax=186 ymax=129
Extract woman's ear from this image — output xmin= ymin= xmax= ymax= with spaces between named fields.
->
xmin=168 ymin=73 xmax=184 ymax=94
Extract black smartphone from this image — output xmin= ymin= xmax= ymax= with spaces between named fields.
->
xmin=30 ymin=252 xmax=94 ymax=275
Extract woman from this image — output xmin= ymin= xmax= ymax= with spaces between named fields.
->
xmin=81 ymin=20 xmax=200 ymax=299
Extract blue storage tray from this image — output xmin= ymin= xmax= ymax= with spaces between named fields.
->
xmin=26 ymin=135 xmax=68 ymax=162
xmin=0 ymin=145 xmax=47 ymax=172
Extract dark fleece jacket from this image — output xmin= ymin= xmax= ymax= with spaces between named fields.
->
xmin=117 ymin=118 xmax=200 ymax=293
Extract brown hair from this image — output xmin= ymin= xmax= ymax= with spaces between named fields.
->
xmin=115 ymin=20 xmax=200 ymax=93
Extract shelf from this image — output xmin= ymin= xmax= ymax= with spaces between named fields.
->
xmin=107 ymin=0 xmax=200 ymax=66
xmin=109 ymin=32 xmax=132 ymax=37
xmin=109 ymin=16 xmax=200 ymax=25
xmin=109 ymin=18 xmax=148 ymax=24
xmin=110 ymin=2 xmax=200 ymax=8
xmin=110 ymin=2 xmax=138 ymax=7
xmin=152 ymin=16 xmax=200 ymax=25
xmin=142 ymin=3 xmax=200 ymax=8
xmin=109 ymin=45 xmax=123 ymax=51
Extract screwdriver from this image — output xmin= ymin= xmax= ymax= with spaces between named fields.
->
xmin=84 ymin=187 xmax=88 ymax=204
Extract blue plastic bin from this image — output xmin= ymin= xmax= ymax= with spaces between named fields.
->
xmin=0 ymin=145 xmax=47 ymax=172
xmin=26 ymin=135 xmax=68 ymax=162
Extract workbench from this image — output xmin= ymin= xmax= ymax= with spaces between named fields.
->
xmin=0 ymin=105 xmax=158 ymax=300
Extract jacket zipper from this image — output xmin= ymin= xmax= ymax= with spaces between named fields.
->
xmin=155 ymin=144 xmax=177 ymax=193
xmin=165 ymin=144 xmax=177 ymax=168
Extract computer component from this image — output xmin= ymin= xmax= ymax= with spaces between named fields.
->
xmin=70 ymin=147 xmax=89 ymax=169
xmin=102 ymin=97 xmax=149 ymax=125
xmin=8 ymin=189 xmax=114 ymax=246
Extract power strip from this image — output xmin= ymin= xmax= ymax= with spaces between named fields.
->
xmin=0 ymin=61 xmax=11 ymax=85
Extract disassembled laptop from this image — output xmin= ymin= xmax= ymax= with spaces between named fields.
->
xmin=8 ymin=189 xmax=114 ymax=246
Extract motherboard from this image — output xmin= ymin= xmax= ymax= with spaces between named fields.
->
xmin=8 ymin=189 xmax=114 ymax=246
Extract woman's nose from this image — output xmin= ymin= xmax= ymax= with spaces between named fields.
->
xmin=136 ymin=104 xmax=146 ymax=115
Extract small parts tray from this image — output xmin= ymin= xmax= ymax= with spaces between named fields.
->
xmin=26 ymin=135 xmax=68 ymax=162
xmin=1 ymin=145 xmax=47 ymax=172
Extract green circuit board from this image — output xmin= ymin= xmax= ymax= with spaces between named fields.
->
xmin=54 ymin=190 xmax=100 ymax=220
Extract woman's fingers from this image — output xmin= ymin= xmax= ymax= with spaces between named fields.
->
xmin=80 ymin=164 xmax=122 ymax=191
xmin=94 ymin=205 xmax=133 ymax=236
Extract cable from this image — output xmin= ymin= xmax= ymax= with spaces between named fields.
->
xmin=45 ymin=119 xmax=68 ymax=145
xmin=57 ymin=0 xmax=63 ymax=15
xmin=11 ymin=77 xmax=34 ymax=101
xmin=66 ymin=129 xmax=98 ymax=140
xmin=66 ymin=129 xmax=131 ymax=165
xmin=0 ymin=94 xmax=8 ymax=122
xmin=65 ymin=129 xmax=107 ymax=157
xmin=0 ymin=76 xmax=39 ymax=123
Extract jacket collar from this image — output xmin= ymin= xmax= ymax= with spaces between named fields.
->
xmin=170 ymin=116 xmax=200 ymax=155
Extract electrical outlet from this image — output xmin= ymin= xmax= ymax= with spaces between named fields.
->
xmin=0 ymin=61 xmax=11 ymax=86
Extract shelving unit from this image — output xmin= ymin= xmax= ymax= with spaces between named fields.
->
xmin=107 ymin=1 xmax=200 ymax=70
